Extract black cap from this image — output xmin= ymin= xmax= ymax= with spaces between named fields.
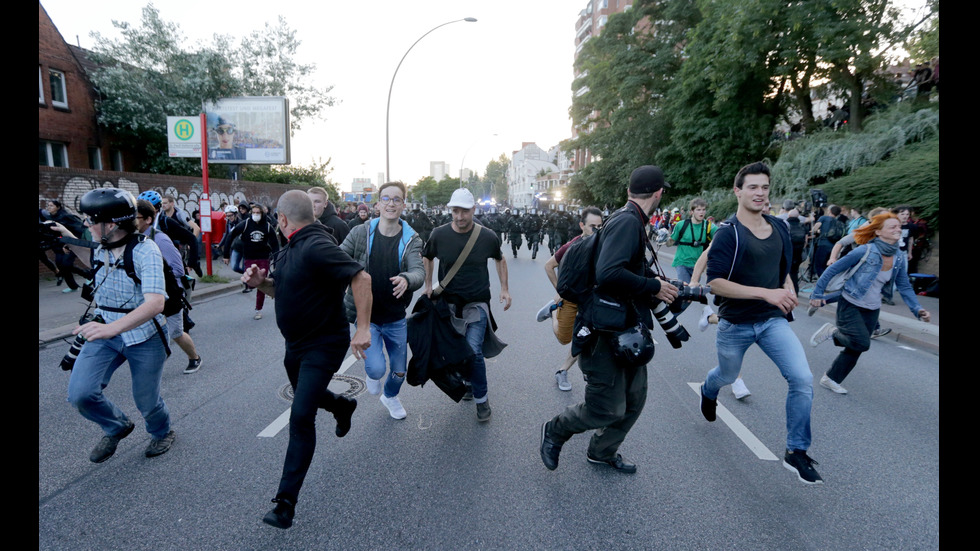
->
xmin=629 ymin=166 xmax=669 ymax=194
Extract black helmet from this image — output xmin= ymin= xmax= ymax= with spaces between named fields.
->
xmin=79 ymin=188 xmax=137 ymax=224
xmin=609 ymin=324 xmax=655 ymax=367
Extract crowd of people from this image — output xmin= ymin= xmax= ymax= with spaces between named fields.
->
xmin=40 ymin=166 xmax=934 ymax=528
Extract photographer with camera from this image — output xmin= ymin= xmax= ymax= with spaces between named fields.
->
xmin=540 ymin=166 xmax=678 ymax=474
xmin=48 ymin=188 xmax=175 ymax=463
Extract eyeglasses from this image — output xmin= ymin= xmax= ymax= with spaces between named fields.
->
xmin=379 ymin=196 xmax=404 ymax=205
xmin=215 ymin=126 xmax=235 ymax=135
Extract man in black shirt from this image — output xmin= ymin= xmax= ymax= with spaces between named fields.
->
xmin=540 ymin=166 xmax=678 ymax=474
xmin=423 ymin=188 xmax=511 ymax=422
xmin=698 ymin=162 xmax=821 ymax=485
xmin=243 ymin=190 xmax=371 ymax=528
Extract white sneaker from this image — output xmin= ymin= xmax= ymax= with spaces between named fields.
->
xmin=555 ymin=370 xmax=572 ymax=391
xmin=809 ymin=322 xmax=836 ymax=347
xmin=379 ymin=394 xmax=407 ymax=419
xmin=731 ymin=378 xmax=751 ymax=400
xmin=699 ymin=306 xmax=715 ymax=332
xmin=820 ymin=374 xmax=848 ymax=394
xmin=365 ymin=377 xmax=382 ymax=395
xmin=253 ymin=310 xmax=262 ymax=320
xmin=536 ymin=300 xmax=557 ymax=322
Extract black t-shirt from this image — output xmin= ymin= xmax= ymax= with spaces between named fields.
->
xmin=717 ymin=229 xmax=784 ymax=324
xmin=369 ymin=230 xmax=408 ymax=324
xmin=423 ymin=224 xmax=502 ymax=305
xmin=272 ymin=224 xmax=363 ymax=350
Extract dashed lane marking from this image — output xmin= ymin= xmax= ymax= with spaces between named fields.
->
xmin=688 ymin=382 xmax=779 ymax=461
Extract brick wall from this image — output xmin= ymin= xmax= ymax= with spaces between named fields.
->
xmin=39 ymin=166 xmax=311 ymax=277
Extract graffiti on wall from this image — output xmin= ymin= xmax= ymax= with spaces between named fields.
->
xmin=40 ymin=176 xmax=272 ymax=218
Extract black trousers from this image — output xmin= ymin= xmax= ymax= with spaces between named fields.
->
xmin=277 ymin=342 xmax=346 ymax=502
xmin=826 ymin=298 xmax=879 ymax=384
xmin=549 ymin=336 xmax=648 ymax=460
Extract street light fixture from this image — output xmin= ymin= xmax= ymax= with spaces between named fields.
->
xmin=385 ymin=17 xmax=477 ymax=183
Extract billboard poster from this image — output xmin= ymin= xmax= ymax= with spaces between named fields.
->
xmin=204 ymin=97 xmax=291 ymax=164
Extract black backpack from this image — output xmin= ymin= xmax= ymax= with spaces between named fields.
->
xmin=787 ymin=217 xmax=807 ymax=248
xmin=556 ymin=209 xmax=630 ymax=305
xmin=121 ymin=234 xmax=189 ymax=317
xmin=556 ymin=231 xmax=603 ymax=306
xmin=824 ymin=217 xmax=846 ymax=243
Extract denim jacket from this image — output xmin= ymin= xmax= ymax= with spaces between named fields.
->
xmin=811 ymin=242 xmax=922 ymax=316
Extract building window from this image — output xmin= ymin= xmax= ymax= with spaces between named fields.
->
xmin=88 ymin=147 xmax=103 ymax=170
xmin=39 ymin=140 xmax=69 ymax=167
xmin=110 ymin=150 xmax=124 ymax=171
xmin=49 ymin=69 xmax=68 ymax=109
xmin=39 ymin=66 xmax=45 ymax=105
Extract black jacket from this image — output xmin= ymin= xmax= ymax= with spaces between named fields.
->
xmin=224 ymin=215 xmax=279 ymax=260
xmin=318 ymin=202 xmax=350 ymax=245
xmin=406 ymin=295 xmax=474 ymax=402
xmin=272 ymin=223 xmax=363 ymax=348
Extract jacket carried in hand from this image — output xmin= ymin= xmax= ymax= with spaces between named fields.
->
xmin=811 ymin=242 xmax=922 ymax=316
xmin=339 ymin=218 xmax=424 ymax=322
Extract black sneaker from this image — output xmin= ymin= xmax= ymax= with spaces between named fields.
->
xmin=586 ymin=452 xmax=637 ymax=474
xmin=871 ymin=327 xmax=892 ymax=339
xmin=89 ymin=420 xmax=135 ymax=463
xmin=183 ymin=356 xmax=203 ymax=374
xmin=783 ymin=449 xmax=823 ymax=485
xmin=476 ymin=400 xmax=492 ymax=422
xmin=262 ymin=497 xmax=295 ymax=529
xmin=145 ymin=430 xmax=176 ymax=458
xmin=333 ymin=396 xmax=357 ymax=438
xmin=699 ymin=384 xmax=716 ymax=422
xmin=539 ymin=422 xmax=562 ymax=471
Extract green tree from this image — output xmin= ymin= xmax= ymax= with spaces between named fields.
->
xmin=88 ymin=4 xmax=335 ymax=175
xmin=240 ymin=157 xmax=340 ymax=202
xmin=564 ymin=0 xmax=698 ymax=205
xmin=483 ymin=154 xmax=510 ymax=204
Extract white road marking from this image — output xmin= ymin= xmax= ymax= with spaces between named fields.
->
xmin=898 ymin=345 xmax=917 ymax=351
xmin=258 ymin=354 xmax=359 ymax=438
xmin=688 ymin=382 xmax=779 ymax=461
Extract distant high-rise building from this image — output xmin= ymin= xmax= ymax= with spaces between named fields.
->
xmin=571 ymin=1 xmax=634 ymax=171
xmin=430 ymin=161 xmax=450 ymax=181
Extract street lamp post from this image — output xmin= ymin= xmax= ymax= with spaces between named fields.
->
xmin=459 ymin=132 xmax=498 ymax=193
xmin=385 ymin=17 xmax=477 ymax=183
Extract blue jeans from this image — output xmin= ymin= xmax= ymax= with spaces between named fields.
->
xmin=464 ymin=308 xmax=489 ymax=402
xmin=703 ymin=317 xmax=813 ymax=451
xmin=364 ymin=318 xmax=408 ymax=398
xmin=67 ymin=335 xmax=171 ymax=439
xmin=230 ymin=249 xmax=244 ymax=274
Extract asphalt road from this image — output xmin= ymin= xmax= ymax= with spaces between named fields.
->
xmin=38 ymin=242 xmax=939 ymax=550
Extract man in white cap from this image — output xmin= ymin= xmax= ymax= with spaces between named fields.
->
xmin=423 ymin=188 xmax=511 ymax=422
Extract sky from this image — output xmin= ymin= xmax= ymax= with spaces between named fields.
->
xmin=42 ymin=0 xmax=583 ymax=192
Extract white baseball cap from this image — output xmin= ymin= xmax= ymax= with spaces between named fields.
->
xmin=447 ymin=188 xmax=475 ymax=209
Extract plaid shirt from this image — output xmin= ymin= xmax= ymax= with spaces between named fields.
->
xmin=92 ymin=237 xmax=167 ymax=346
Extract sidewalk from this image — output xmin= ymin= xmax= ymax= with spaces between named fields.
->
xmin=39 ymin=257 xmax=244 ymax=346
xmin=654 ymin=247 xmax=940 ymax=355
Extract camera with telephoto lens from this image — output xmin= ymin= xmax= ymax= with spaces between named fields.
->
xmin=60 ymin=313 xmax=104 ymax=371
xmin=666 ymin=279 xmax=711 ymax=314
xmin=650 ymin=301 xmax=691 ymax=349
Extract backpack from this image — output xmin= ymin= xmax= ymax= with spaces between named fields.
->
xmin=824 ymin=217 xmax=846 ymax=243
xmin=556 ymin=231 xmax=603 ymax=306
xmin=121 ymin=234 xmax=189 ymax=317
xmin=556 ymin=208 xmax=632 ymax=306
xmin=787 ymin=217 xmax=807 ymax=248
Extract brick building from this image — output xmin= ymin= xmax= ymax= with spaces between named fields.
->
xmin=39 ymin=2 xmax=125 ymax=172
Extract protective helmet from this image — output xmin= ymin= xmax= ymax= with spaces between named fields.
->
xmin=609 ymin=324 xmax=655 ymax=367
xmin=137 ymin=190 xmax=163 ymax=208
xmin=80 ymin=188 xmax=138 ymax=224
